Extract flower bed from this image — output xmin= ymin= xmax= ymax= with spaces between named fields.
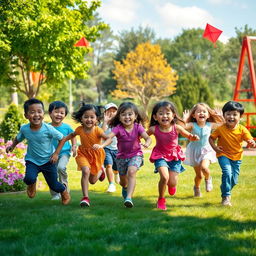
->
xmin=0 ymin=138 xmax=26 ymax=192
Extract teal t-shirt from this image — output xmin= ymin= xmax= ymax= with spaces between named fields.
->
xmin=17 ymin=122 xmax=63 ymax=165
xmin=50 ymin=123 xmax=74 ymax=157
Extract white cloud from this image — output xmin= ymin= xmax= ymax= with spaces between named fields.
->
xmin=98 ymin=0 xmax=138 ymax=24
xmin=157 ymin=3 xmax=214 ymax=36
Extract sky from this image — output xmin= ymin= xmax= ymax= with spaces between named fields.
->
xmin=98 ymin=0 xmax=256 ymax=43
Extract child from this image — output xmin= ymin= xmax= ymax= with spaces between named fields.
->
xmin=56 ymin=103 xmax=109 ymax=207
xmin=48 ymin=101 xmax=77 ymax=200
xmin=147 ymin=101 xmax=199 ymax=210
xmin=183 ymin=103 xmax=223 ymax=197
xmin=106 ymin=102 xmax=152 ymax=208
xmin=209 ymin=101 xmax=256 ymax=206
xmin=101 ymin=103 xmax=120 ymax=193
xmin=6 ymin=98 xmax=70 ymax=205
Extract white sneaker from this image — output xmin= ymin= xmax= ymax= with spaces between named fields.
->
xmin=51 ymin=194 xmax=61 ymax=200
xmin=205 ymin=177 xmax=213 ymax=192
xmin=114 ymin=173 xmax=120 ymax=184
xmin=107 ymin=183 xmax=116 ymax=193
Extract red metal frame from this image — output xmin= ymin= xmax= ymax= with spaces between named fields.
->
xmin=233 ymin=36 xmax=256 ymax=138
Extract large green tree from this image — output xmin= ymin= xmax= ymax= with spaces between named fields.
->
xmin=0 ymin=0 xmax=106 ymax=99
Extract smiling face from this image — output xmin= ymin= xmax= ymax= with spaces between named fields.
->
xmin=25 ymin=103 xmax=44 ymax=129
xmin=81 ymin=109 xmax=98 ymax=129
xmin=119 ymin=108 xmax=137 ymax=128
xmin=224 ymin=110 xmax=241 ymax=129
xmin=153 ymin=106 xmax=174 ymax=127
xmin=49 ymin=107 xmax=66 ymax=126
xmin=193 ymin=105 xmax=210 ymax=124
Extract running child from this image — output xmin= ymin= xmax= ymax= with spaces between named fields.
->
xmin=209 ymin=101 xmax=256 ymax=206
xmin=183 ymin=103 xmax=223 ymax=197
xmin=6 ymin=98 xmax=70 ymax=205
xmin=48 ymin=101 xmax=77 ymax=200
xmin=105 ymin=102 xmax=152 ymax=208
xmin=55 ymin=103 xmax=109 ymax=207
xmin=147 ymin=101 xmax=199 ymax=210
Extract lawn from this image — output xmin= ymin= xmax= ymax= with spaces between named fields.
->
xmin=0 ymin=154 xmax=256 ymax=256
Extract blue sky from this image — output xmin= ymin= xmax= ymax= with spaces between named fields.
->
xmin=98 ymin=0 xmax=256 ymax=42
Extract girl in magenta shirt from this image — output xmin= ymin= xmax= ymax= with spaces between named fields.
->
xmin=106 ymin=102 xmax=152 ymax=208
xmin=147 ymin=101 xmax=199 ymax=210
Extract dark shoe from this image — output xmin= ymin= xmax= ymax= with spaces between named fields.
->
xmin=99 ymin=168 xmax=105 ymax=182
xmin=61 ymin=189 xmax=71 ymax=205
xmin=27 ymin=182 xmax=36 ymax=198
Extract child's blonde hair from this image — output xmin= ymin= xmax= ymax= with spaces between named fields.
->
xmin=186 ymin=103 xmax=223 ymax=123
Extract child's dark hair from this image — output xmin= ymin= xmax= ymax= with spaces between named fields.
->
xmin=109 ymin=102 xmax=145 ymax=127
xmin=149 ymin=101 xmax=184 ymax=127
xmin=48 ymin=101 xmax=68 ymax=116
xmin=24 ymin=98 xmax=44 ymax=114
xmin=72 ymin=103 xmax=104 ymax=124
xmin=222 ymin=101 xmax=244 ymax=115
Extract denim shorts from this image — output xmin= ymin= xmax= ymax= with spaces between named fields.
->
xmin=104 ymin=148 xmax=117 ymax=171
xmin=116 ymin=155 xmax=144 ymax=176
xmin=154 ymin=158 xmax=185 ymax=173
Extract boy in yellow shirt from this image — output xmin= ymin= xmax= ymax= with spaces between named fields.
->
xmin=209 ymin=101 xmax=255 ymax=206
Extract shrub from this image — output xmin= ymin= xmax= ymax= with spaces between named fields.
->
xmin=0 ymin=138 xmax=26 ymax=192
xmin=0 ymin=104 xmax=25 ymax=141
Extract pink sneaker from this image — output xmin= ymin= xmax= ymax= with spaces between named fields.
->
xmin=168 ymin=185 xmax=176 ymax=196
xmin=157 ymin=198 xmax=167 ymax=210
xmin=80 ymin=196 xmax=90 ymax=207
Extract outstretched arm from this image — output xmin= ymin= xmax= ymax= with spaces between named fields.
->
xmin=92 ymin=132 xmax=114 ymax=150
xmin=140 ymin=131 xmax=152 ymax=148
xmin=6 ymin=137 xmax=19 ymax=153
xmin=209 ymin=136 xmax=223 ymax=153
xmin=176 ymin=124 xmax=199 ymax=141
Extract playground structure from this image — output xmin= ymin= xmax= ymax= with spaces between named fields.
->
xmin=233 ymin=36 xmax=256 ymax=139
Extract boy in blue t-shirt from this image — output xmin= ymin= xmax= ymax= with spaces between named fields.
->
xmin=48 ymin=101 xmax=77 ymax=200
xmin=6 ymin=98 xmax=70 ymax=205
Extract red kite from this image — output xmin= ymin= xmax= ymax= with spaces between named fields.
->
xmin=203 ymin=23 xmax=222 ymax=46
xmin=74 ymin=37 xmax=90 ymax=47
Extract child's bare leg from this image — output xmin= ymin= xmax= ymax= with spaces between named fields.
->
xmin=200 ymin=159 xmax=211 ymax=180
xmin=89 ymin=173 xmax=99 ymax=184
xmin=81 ymin=166 xmax=90 ymax=197
xmin=126 ymin=166 xmax=138 ymax=199
xmin=194 ymin=166 xmax=203 ymax=187
xmin=106 ymin=164 xmax=115 ymax=183
xmin=158 ymin=166 xmax=169 ymax=198
xmin=119 ymin=174 xmax=128 ymax=188
xmin=168 ymin=171 xmax=178 ymax=188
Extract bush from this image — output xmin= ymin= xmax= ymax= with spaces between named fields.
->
xmin=0 ymin=104 xmax=25 ymax=141
xmin=0 ymin=138 xmax=26 ymax=192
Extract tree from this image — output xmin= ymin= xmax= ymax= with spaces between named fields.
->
xmin=0 ymin=0 xmax=107 ymax=99
xmin=112 ymin=42 xmax=178 ymax=111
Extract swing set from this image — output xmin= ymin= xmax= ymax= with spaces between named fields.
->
xmin=233 ymin=36 xmax=256 ymax=139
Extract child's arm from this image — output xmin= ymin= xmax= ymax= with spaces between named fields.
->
xmin=140 ymin=131 xmax=152 ymax=148
xmin=6 ymin=137 xmax=19 ymax=153
xmin=176 ymin=124 xmax=199 ymax=141
xmin=71 ymin=137 xmax=77 ymax=157
xmin=102 ymin=112 xmax=112 ymax=131
xmin=51 ymin=132 xmax=76 ymax=163
xmin=246 ymin=139 xmax=256 ymax=148
xmin=146 ymin=126 xmax=155 ymax=136
xmin=92 ymin=132 xmax=115 ymax=150
xmin=182 ymin=110 xmax=193 ymax=131
xmin=209 ymin=135 xmax=223 ymax=153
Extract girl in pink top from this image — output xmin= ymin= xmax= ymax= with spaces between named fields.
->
xmin=106 ymin=102 xmax=152 ymax=208
xmin=147 ymin=101 xmax=199 ymax=210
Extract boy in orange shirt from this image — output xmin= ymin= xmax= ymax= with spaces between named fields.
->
xmin=209 ymin=101 xmax=255 ymax=206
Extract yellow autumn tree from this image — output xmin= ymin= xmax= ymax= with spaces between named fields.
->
xmin=112 ymin=42 xmax=178 ymax=111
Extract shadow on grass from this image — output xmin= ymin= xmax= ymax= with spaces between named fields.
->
xmin=0 ymin=190 xmax=255 ymax=256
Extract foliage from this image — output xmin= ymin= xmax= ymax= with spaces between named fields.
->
xmin=0 ymin=138 xmax=26 ymax=192
xmin=0 ymin=0 xmax=107 ymax=98
xmin=0 ymin=104 xmax=25 ymax=141
xmin=172 ymin=72 xmax=214 ymax=111
xmin=112 ymin=42 xmax=178 ymax=112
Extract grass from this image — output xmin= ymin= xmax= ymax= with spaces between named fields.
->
xmin=0 ymin=154 xmax=256 ymax=256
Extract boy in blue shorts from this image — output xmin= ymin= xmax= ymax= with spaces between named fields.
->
xmin=48 ymin=101 xmax=77 ymax=200
xmin=6 ymin=98 xmax=70 ymax=205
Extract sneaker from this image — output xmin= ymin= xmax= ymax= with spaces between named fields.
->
xmin=80 ymin=196 xmax=90 ymax=207
xmin=168 ymin=185 xmax=176 ymax=196
xmin=99 ymin=168 xmax=106 ymax=182
xmin=61 ymin=189 xmax=71 ymax=205
xmin=222 ymin=196 xmax=232 ymax=206
xmin=51 ymin=194 xmax=61 ymax=200
xmin=157 ymin=198 xmax=167 ymax=210
xmin=205 ymin=177 xmax=213 ymax=192
xmin=124 ymin=198 xmax=133 ymax=208
xmin=193 ymin=186 xmax=202 ymax=197
xmin=27 ymin=182 xmax=37 ymax=198
xmin=122 ymin=187 xmax=127 ymax=199
xmin=107 ymin=183 xmax=116 ymax=193
xmin=114 ymin=173 xmax=120 ymax=184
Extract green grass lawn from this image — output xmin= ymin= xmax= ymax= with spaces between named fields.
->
xmin=0 ymin=154 xmax=256 ymax=256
